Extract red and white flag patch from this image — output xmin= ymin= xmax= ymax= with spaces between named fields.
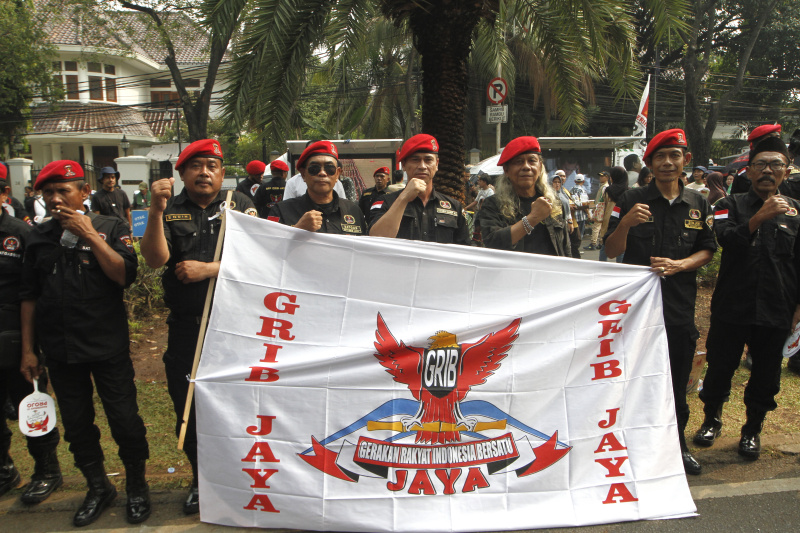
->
xmin=714 ymin=209 xmax=729 ymax=220
xmin=371 ymin=201 xmax=384 ymax=210
xmin=610 ymin=206 xmax=621 ymax=218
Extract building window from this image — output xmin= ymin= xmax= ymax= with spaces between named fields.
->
xmin=64 ymin=61 xmax=77 ymax=71
xmin=151 ymin=91 xmax=180 ymax=105
xmin=150 ymin=79 xmax=171 ymax=88
xmin=52 ymin=61 xmax=61 ymax=70
xmin=66 ymin=75 xmax=79 ymax=100
xmin=88 ymin=62 xmax=102 ymax=73
xmin=88 ymin=76 xmax=104 ymax=100
xmin=104 ymin=64 xmax=116 ymax=75
xmin=184 ymin=78 xmax=200 ymax=88
xmin=105 ymin=78 xmax=117 ymax=102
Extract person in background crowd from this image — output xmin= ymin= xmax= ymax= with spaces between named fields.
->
xmin=555 ymin=175 xmax=582 ymax=258
xmin=359 ymin=167 xmax=391 ymax=223
xmin=132 ymin=182 xmax=150 ymax=210
xmin=624 ymin=153 xmax=643 ymax=187
xmin=725 ymin=174 xmax=735 ymax=194
xmin=0 ymin=169 xmax=62 ymax=506
xmin=585 ymin=170 xmax=610 ymax=251
xmin=91 ymin=167 xmax=131 ymax=228
xmin=705 ymin=171 xmax=727 ymax=207
xmin=604 ymin=128 xmax=716 ymax=476
xmin=598 ymin=166 xmax=628 ymax=262
xmin=140 ymin=140 xmax=255 ymax=517
xmin=370 ymin=134 xmax=470 ymax=245
xmin=386 ymin=170 xmax=405 ymax=193
xmin=0 ymin=165 xmax=31 ymax=226
xmin=687 ymin=166 xmax=708 ymax=191
xmin=254 ymin=159 xmax=290 ymax=218
xmin=570 ymin=174 xmax=590 ymax=242
xmin=237 ymin=160 xmax=265 ymax=200
xmin=693 ymin=137 xmax=799 ymax=462
xmin=466 ymin=175 xmax=494 ymax=212
xmin=268 ymin=141 xmax=366 ymax=235
xmin=635 ymin=167 xmax=652 ymax=188
xmin=20 ymin=160 xmax=150 ymax=526
xmin=478 ymin=136 xmax=569 ymax=256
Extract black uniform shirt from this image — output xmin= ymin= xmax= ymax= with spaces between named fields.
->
xmin=19 ymin=214 xmax=137 ymax=363
xmin=236 ymin=177 xmax=261 ymax=200
xmin=478 ymin=193 xmax=570 ymax=256
xmin=254 ymin=177 xmax=287 ymax=218
xmin=369 ymin=188 xmax=471 ymax=245
xmin=711 ymin=190 xmax=800 ymax=329
xmin=0 ymin=210 xmax=32 ymax=328
xmin=604 ymin=181 xmax=717 ymax=326
xmin=3 ymin=196 xmax=32 ymax=225
xmin=162 ymin=189 xmax=255 ymax=318
xmin=267 ymin=192 xmax=366 ymax=235
xmin=91 ymin=188 xmax=130 ymax=223
xmin=358 ymin=186 xmax=388 ymax=224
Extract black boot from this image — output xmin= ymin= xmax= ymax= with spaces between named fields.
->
xmin=21 ymin=449 xmax=62 ymax=504
xmin=183 ymin=477 xmax=199 ymax=515
xmin=738 ymin=408 xmax=767 ymax=460
xmin=73 ymin=461 xmax=117 ymax=527
xmin=693 ymin=403 xmax=724 ymax=447
xmin=678 ymin=431 xmax=701 ymax=475
xmin=0 ymin=453 xmax=20 ymax=497
xmin=124 ymin=460 xmax=151 ymax=524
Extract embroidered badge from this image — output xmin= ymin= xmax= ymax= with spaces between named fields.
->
xmin=787 ymin=208 xmax=798 ymax=216
xmin=98 ymin=232 xmax=107 ymax=241
xmin=119 ymin=235 xmax=134 ymax=251
xmin=64 ymin=164 xmax=75 ymax=177
xmin=706 ymin=215 xmax=714 ymax=229
xmin=343 ymin=214 xmax=356 ymax=224
xmin=685 ymin=220 xmax=702 ymax=230
xmin=213 ymin=143 xmax=222 ymax=156
xmin=245 ymin=207 xmax=258 ymax=217
xmin=3 ymin=236 xmax=20 ymax=252
xmin=165 ymin=214 xmax=192 ymax=222
xmin=439 ymin=200 xmax=451 ymax=209
xmin=689 ymin=209 xmax=700 ymax=219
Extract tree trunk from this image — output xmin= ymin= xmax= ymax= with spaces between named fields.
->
xmin=407 ymin=4 xmax=485 ymax=203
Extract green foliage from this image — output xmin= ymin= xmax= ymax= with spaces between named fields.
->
xmin=0 ymin=0 xmax=63 ymax=148
xmin=697 ymin=246 xmax=721 ymax=287
xmin=125 ymin=241 xmax=166 ymax=321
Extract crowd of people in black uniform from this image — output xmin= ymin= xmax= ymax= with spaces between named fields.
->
xmin=1 ymin=124 xmax=800 ymax=527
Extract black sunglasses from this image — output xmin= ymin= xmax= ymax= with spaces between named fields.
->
xmin=307 ymin=163 xmax=338 ymax=176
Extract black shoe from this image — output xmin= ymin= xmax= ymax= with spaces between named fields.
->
xmin=21 ymin=450 xmax=62 ymax=504
xmin=682 ymin=450 xmax=702 ymax=475
xmin=0 ymin=459 xmax=21 ymax=497
xmin=124 ymin=460 xmax=151 ymax=524
xmin=183 ymin=478 xmax=199 ymax=515
xmin=583 ymin=244 xmax=596 ymax=250
xmin=73 ymin=462 xmax=117 ymax=527
xmin=693 ymin=404 xmax=724 ymax=448
xmin=738 ymin=433 xmax=761 ymax=460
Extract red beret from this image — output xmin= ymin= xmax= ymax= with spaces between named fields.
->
xmin=270 ymin=159 xmax=289 ymax=172
xmin=643 ymin=128 xmax=688 ymax=161
xmin=0 ymin=164 xmax=7 ymax=181
xmin=175 ymin=139 xmax=223 ymax=172
xmin=498 ymin=136 xmax=541 ymax=165
xmin=748 ymin=124 xmax=781 ymax=143
xmin=34 ymin=160 xmax=84 ymax=190
xmin=374 ymin=166 xmax=390 ymax=176
xmin=398 ymin=134 xmax=438 ymax=163
xmin=246 ymin=160 xmax=266 ymax=176
xmin=297 ymin=141 xmax=339 ymax=168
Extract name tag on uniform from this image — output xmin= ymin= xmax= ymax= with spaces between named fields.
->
xmin=645 ymin=216 xmax=654 ymax=223
xmin=436 ymin=208 xmax=457 ymax=217
xmin=341 ymin=224 xmax=362 ymax=234
xmin=685 ymin=219 xmax=702 ymax=230
xmin=165 ymin=214 xmax=192 ymax=222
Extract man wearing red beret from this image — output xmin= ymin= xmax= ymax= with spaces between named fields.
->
xmin=236 ymin=160 xmax=266 ymax=200
xmin=369 ymin=134 xmax=470 ymax=245
xmin=253 ymin=159 xmax=290 ymax=218
xmin=604 ymin=129 xmax=717 ymax=476
xmin=266 ymin=141 xmax=366 ymax=234
xmin=283 ymin=140 xmax=346 ymax=200
xmin=140 ymin=139 xmax=255 ymax=515
xmin=19 ymin=160 xmax=150 ymax=525
xmin=729 ymin=124 xmax=784 ymax=196
xmin=358 ymin=167 xmax=391 ymax=224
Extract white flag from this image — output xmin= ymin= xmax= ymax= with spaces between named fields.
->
xmin=633 ymin=75 xmax=651 ymax=150
xmin=194 ymin=211 xmax=696 ymax=531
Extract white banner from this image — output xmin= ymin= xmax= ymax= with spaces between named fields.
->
xmin=194 ymin=211 xmax=696 ymax=531
xmin=632 ymin=74 xmax=651 ymax=151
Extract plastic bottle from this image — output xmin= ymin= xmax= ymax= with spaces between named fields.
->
xmin=59 ymin=210 xmax=83 ymax=248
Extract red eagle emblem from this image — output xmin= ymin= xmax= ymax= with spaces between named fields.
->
xmin=373 ymin=314 xmax=520 ymax=444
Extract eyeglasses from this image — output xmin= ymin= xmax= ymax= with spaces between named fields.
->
xmin=751 ymin=160 xmax=787 ymax=171
xmin=307 ymin=162 xmax=338 ymax=176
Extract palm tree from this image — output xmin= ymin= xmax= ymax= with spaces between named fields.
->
xmin=221 ymin=0 xmax=685 ymax=201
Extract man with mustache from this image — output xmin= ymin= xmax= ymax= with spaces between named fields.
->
xmin=140 ymin=139 xmax=255 ymax=515
xmin=693 ymin=137 xmax=800 ymax=461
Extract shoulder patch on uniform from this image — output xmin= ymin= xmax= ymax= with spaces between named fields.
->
xmin=119 ymin=235 xmax=134 ymax=251
xmin=244 ymin=208 xmax=258 ymax=217
xmin=165 ymin=213 xmax=192 ymax=222
xmin=787 ymin=208 xmax=798 ymax=217
xmin=3 ymin=236 xmax=20 ymax=252
xmin=228 ymin=200 xmax=236 ymax=210
xmin=98 ymin=232 xmax=107 ymax=241
xmin=689 ymin=209 xmax=700 ymax=220
xmin=706 ymin=215 xmax=714 ymax=229
xmin=343 ymin=214 xmax=356 ymax=224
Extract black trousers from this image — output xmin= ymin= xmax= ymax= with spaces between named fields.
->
xmin=666 ymin=324 xmax=699 ymax=443
xmin=163 ymin=318 xmax=201 ymax=471
xmin=0 ymin=368 xmax=59 ymax=457
xmin=700 ymin=317 xmax=786 ymax=412
xmin=46 ymin=352 xmax=148 ymax=467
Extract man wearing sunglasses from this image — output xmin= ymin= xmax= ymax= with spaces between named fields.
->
xmin=369 ymin=134 xmax=470 ymax=245
xmin=694 ymin=136 xmax=800 ymax=462
xmin=266 ymin=140 xmax=366 ymax=235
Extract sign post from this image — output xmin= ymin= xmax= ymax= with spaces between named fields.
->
xmin=487 ymin=76 xmax=508 ymax=154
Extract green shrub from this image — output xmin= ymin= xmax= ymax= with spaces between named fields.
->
xmin=697 ymin=246 xmax=721 ymax=287
xmin=125 ymin=241 xmax=166 ymax=320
